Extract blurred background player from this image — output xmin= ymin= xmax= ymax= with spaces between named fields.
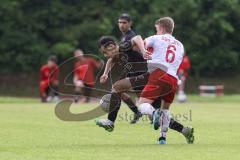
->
xmin=39 ymin=56 xmax=59 ymax=102
xmin=177 ymin=54 xmax=191 ymax=102
xmin=73 ymin=49 xmax=101 ymax=103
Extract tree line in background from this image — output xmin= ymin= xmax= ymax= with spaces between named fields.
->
xmin=0 ymin=0 xmax=239 ymax=78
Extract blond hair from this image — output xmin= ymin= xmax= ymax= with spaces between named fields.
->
xmin=155 ymin=17 xmax=174 ymax=33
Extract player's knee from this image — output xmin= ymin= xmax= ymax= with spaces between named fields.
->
xmin=112 ymin=79 xmax=131 ymax=93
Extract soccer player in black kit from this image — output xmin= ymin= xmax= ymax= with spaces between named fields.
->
xmin=105 ymin=13 xmax=146 ymax=124
xmin=95 ymin=14 xmax=194 ymax=144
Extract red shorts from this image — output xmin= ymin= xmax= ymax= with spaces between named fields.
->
xmin=140 ymin=69 xmax=178 ymax=103
xmin=39 ymin=80 xmax=57 ymax=96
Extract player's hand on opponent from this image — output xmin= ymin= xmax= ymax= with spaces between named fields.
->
xmin=143 ymin=50 xmax=152 ymax=60
xmin=100 ymin=74 xmax=108 ymax=83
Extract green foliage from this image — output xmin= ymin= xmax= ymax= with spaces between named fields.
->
xmin=0 ymin=0 xmax=239 ymax=76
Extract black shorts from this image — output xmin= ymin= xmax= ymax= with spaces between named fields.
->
xmin=129 ymin=72 xmax=149 ymax=92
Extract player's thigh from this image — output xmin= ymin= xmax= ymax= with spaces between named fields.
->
xmin=39 ymin=80 xmax=49 ymax=91
xmin=112 ymin=78 xmax=132 ymax=92
xmin=128 ymin=72 xmax=150 ymax=95
xmin=140 ymin=79 xmax=172 ymax=100
xmin=129 ymin=73 xmax=149 ymax=89
xmin=138 ymin=97 xmax=154 ymax=104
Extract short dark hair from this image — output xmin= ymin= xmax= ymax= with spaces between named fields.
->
xmin=119 ymin=13 xmax=132 ymax=22
xmin=155 ymin=17 xmax=174 ymax=33
xmin=98 ymin=36 xmax=116 ymax=48
xmin=48 ymin=55 xmax=57 ymax=63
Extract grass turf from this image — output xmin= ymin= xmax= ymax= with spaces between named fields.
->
xmin=0 ymin=95 xmax=240 ymax=160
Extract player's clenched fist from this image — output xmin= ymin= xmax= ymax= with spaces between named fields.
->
xmin=143 ymin=50 xmax=152 ymax=60
xmin=100 ymin=74 xmax=108 ymax=83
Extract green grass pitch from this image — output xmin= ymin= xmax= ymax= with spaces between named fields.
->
xmin=0 ymin=95 xmax=240 ymax=160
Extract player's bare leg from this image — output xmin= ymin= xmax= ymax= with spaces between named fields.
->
xmin=96 ymin=77 xmax=143 ymax=131
xmin=113 ymin=78 xmax=142 ymax=124
xmin=96 ymin=79 xmax=134 ymax=131
xmin=101 ymin=78 xmax=141 ymax=126
xmin=74 ymin=86 xmax=83 ymax=103
xmin=51 ymin=81 xmax=60 ymax=102
xmin=178 ymin=75 xmax=187 ymax=102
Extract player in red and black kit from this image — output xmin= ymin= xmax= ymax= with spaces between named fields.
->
xmin=177 ymin=54 xmax=191 ymax=102
xmin=95 ymin=15 xmax=194 ymax=144
xmin=73 ymin=49 xmax=101 ymax=103
xmin=40 ymin=56 xmax=59 ymax=102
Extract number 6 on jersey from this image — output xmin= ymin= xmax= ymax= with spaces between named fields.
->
xmin=166 ymin=45 xmax=176 ymax=63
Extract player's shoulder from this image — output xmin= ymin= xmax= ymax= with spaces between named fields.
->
xmin=145 ymin=35 xmax=160 ymax=42
xmin=172 ymin=36 xmax=184 ymax=50
xmin=128 ymin=29 xmax=137 ymax=36
xmin=122 ymin=29 xmax=137 ymax=41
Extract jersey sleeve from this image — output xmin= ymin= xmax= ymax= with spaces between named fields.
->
xmin=144 ymin=36 xmax=156 ymax=48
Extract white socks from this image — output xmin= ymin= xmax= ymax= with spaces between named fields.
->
xmin=160 ymin=109 xmax=170 ymax=138
xmin=139 ymin=103 xmax=171 ymax=139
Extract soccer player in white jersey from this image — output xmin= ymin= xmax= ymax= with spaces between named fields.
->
xmin=138 ymin=17 xmax=188 ymax=144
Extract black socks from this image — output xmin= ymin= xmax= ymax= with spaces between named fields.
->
xmin=107 ymin=93 xmax=121 ymax=122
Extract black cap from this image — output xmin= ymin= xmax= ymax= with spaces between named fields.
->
xmin=98 ymin=36 xmax=116 ymax=48
xmin=48 ymin=55 xmax=57 ymax=63
xmin=119 ymin=13 xmax=132 ymax=22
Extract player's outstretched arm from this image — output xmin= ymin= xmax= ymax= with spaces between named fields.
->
xmin=100 ymin=58 xmax=114 ymax=83
xmin=131 ymin=35 xmax=151 ymax=60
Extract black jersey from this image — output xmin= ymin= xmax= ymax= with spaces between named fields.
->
xmin=111 ymin=50 xmax=147 ymax=81
xmin=110 ymin=30 xmax=147 ymax=82
xmin=120 ymin=30 xmax=146 ymax=63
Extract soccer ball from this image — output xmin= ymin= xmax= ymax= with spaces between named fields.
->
xmin=99 ymin=94 xmax=111 ymax=112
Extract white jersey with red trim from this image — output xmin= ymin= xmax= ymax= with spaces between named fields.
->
xmin=145 ymin=34 xmax=184 ymax=79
